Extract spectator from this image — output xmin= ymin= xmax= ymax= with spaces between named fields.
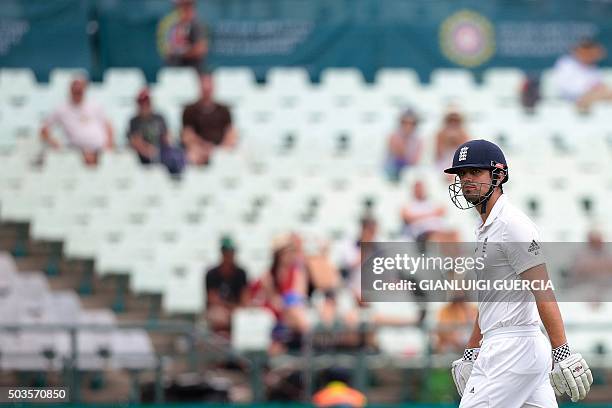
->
xmin=158 ymin=0 xmax=208 ymax=71
xmin=339 ymin=217 xmax=379 ymax=302
xmin=182 ymin=73 xmax=237 ymax=165
xmin=41 ymin=76 xmax=114 ymax=166
xmin=250 ymin=234 xmax=310 ymax=353
xmin=128 ymin=88 xmax=185 ymax=174
xmin=569 ymin=230 xmax=612 ymax=289
xmin=401 ymin=180 xmax=459 ymax=251
xmin=127 ymin=88 xmax=170 ymax=165
xmin=552 ymin=38 xmax=612 ymax=111
xmin=385 ymin=108 xmax=423 ymax=182
xmin=434 ymin=291 xmax=477 ymax=354
xmin=434 ymin=106 xmax=470 ymax=171
xmin=205 ymin=237 xmax=249 ymax=335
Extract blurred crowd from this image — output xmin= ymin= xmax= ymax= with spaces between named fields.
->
xmin=34 ymin=1 xmax=612 ymax=362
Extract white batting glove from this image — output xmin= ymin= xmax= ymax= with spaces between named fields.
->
xmin=451 ymin=347 xmax=479 ymax=397
xmin=549 ymin=343 xmax=593 ymax=402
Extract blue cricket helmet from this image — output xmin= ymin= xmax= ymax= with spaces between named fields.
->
xmin=444 ymin=139 xmax=509 ymax=184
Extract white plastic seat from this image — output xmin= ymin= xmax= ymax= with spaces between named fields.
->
xmin=320 ymin=68 xmax=366 ymax=106
xmin=162 ymin=263 xmax=205 ymax=314
xmin=266 ymin=67 xmax=312 ymax=107
xmin=155 ymin=67 xmax=199 ymax=105
xmin=376 ymin=326 xmax=427 ymax=358
xmin=103 ymin=68 xmax=146 ymax=104
xmin=77 ymin=309 xmax=116 ymax=371
xmin=231 ymin=307 xmax=275 ymax=352
xmin=429 ymin=69 xmax=477 ymax=100
xmin=374 ymin=68 xmax=423 ymax=105
xmin=0 ymin=68 xmax=38 ymax=107
xmin=482 ymin=68 xmax=524 ymax=102
xmin=111 ymin=329 xmax=156 ymax=370
xmin=213 ymin=67 xmax=257 ymax=105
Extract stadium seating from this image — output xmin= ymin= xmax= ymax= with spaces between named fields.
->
xmin=1 ymin=66 xmax=611 ymax=379
xmin=0 ymin=253 xmax=155 ymax=372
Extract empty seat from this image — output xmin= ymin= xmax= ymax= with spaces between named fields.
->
xmin=103 ymin=68 xmax=146 ymax=104
xmin=111 ymin=329 xmax=156 ymax=370
xmin=483 ymin=68 xmax=525 ymax=101
xmin=231 ymin=307 xmax=275 ymax=352
xmin=162 ymin=263 xmax=205 ymax=314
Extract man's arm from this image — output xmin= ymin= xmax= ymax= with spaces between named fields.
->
xmin=521 ymin=264 xmax=567 ymax=348
xmin=221 ymin=125 xmax=237 ymax=148
xmin=104 ymin=119 xmax=114 ymax=149
xmin=465 ymin=310 xmax=482 ymax=348
xmin=40 ymin=125 xmax=61 ymax=149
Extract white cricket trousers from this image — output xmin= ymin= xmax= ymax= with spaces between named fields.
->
xmin=459 ymin=325 xmax=558 ymax=408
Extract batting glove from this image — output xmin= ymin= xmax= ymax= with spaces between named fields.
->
xmin=451 ymin=347 xmax=479 ymax=397
xmin=549 ymin=343 xmax=593 ymax=402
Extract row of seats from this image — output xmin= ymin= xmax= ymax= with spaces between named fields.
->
xmin=2 ymin=65 xmax=611 ymax=139
xmin=0 ymin=253 xmax=155 ymax=371
xmin=1 ymin=146 xmax=610 ymax=315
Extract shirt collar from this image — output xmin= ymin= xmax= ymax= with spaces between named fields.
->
xmin=478 ymin=194 xmax=507 ymax=232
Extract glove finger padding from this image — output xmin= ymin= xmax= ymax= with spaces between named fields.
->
xmin=451 ymin=359 xmax=466 ymax=397
xmin=549 ymin=372 xmax=564 ymax=397
xmin=562 ymin=366 xmax=580 ymax=402
xmin=451 ymin=358 xmax=473 ymax=397
xmin=561 ymin=353 xmax=591 ymax=401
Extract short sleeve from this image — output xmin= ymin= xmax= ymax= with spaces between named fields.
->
xmin=182 ymin=105 xmax=195 ymax=129
xmin=205 ymin=268 xmax=219 ymax=291
xmin=157 ymin=114 xmax=168 ymax=136
xmin=222 ymin=106 xmax=232 ymax=129
xmin=502 ymin=219 xmax=545 ymax=275
xmin=127 ymin=117 xmax=138 ymax=139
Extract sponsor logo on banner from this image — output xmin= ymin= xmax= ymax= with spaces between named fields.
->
xmin=440 ymin=10 xmax=495 ymax=67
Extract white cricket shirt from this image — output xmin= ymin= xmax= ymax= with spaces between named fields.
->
xmin=473 ymin=194 xmax=545 ymax=335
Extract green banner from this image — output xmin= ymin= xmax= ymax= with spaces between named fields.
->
xmin=2 ymin=0 xmax=612 ymax=82
xmin=0 ymin=0 xmax=91 ymax=80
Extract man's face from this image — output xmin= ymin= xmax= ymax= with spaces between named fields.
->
xmin=576 ymin=45 xmax=605 ymax=65
xmin=361 ymin=222 xmax=377 ymax=242
xmin=413 ymin=180 xmax=426 ymax=201
xmin=70 ymin=79 xmax=87 ymax=105
xmin=400 ymin=118 xmax=417 ymax=134
xmin=456 ymin=168 xmax=492 ymax=205
xmin=221 ymin=249 xmax=235 ymax=265
xmin=178 ymin=3 xmax=195 ymax=22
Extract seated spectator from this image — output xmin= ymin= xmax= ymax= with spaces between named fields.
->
xmin=435 ymin=106 xmax=470 ymax=171
xmin=552 ymin=38 xmax=612 ymax=111
xmin=306 ymin=239 xmax=341 ymax=292
xmin=128 ymin=88 xmax=185 ymax=174
xmin=128 ymin=88 xmax=170 ymax=164
xmin=182 ymin=73 xmax=237 ymax=165
xmin=41 ymin=76 xmax=114 ymax=166
xmin=205 ymin=237 xmax=249 ymax=335
xmin=569 ymin=230 xmax=612 ymax=292
xmin=385 ymin=108 xmax=423 ymax=182
xmin=401 ymin=180 xmax=459 ymax=251
xmin=158 ymin=0 xmax=208 ymax=71
xmin=250 ymin=234 xmax=310 ymax=353
xmin=339 ymin=217 xmax=379 ymax=302
xmin=434 ymin=291 xmax=477 ymax=354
